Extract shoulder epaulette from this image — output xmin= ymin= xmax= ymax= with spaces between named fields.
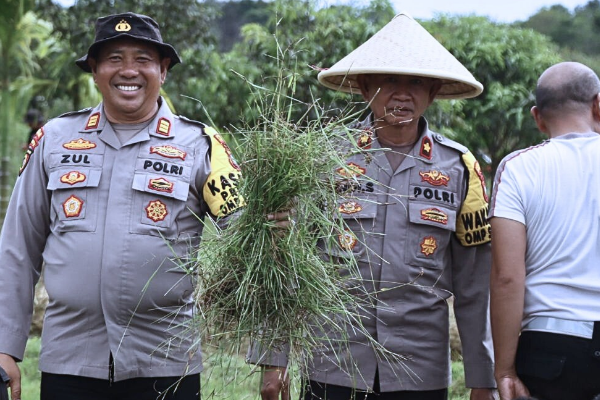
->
xmin=57 ymin=107 xmax=93 ymax=118
xmin=431 ymin=132 xmax=468 ymax=154
xmin=178 ymin=115 xmax=207 ymax=129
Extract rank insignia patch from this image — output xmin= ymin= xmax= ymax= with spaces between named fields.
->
xmin=148 ymin=177 xmax=174 ymax=193
xmin=339 ymin=230 xmax=358 ymax=251
xmin=156 ymin=118 xmax=171 ymax=136
xmin=336 ymin=162 xmax=366 ymax=178
xmin=150 ymin=145 xmax=187 ymax=160
xmin=419 ymin=170 xmax=450 ymax=186
xmin=357 ymin=129 xmax=373 ymax=150
xmin=63 ymin=195 xmax=83 ymax=218
xmin=339 ymin=201 xmax=363 ymax=214
xmin=420 ymin=236 xmax=438 ymax=257
xmin=419 ymin=136 xmax=433 ymax=160
xmin=63 ymin=138 xmax=97 ymax=150
xmin=145 ymin=199 xmax=168 ymax=222
xmin=421 ymin=208 xmax=448 ymax=225
xmin=86 ymin=113 xmax=100 ymax=130
xmin=60 ymin=171 xmax=87 ymax=185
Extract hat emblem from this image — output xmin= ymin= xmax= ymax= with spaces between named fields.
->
xmin=115 ymin=20 xmax=131 ymax=32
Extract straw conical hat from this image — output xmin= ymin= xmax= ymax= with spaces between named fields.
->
xmin=317 ymin=13 xmax=483 ymax=99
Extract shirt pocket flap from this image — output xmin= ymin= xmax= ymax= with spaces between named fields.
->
xmin=338 ymin=198 xmax=377 ymax=220
xmin=48 ymin=168 xmax=102 ymax=190
xmin=408 ymin=202 xmax=456 ymax=232
xmin=132 ymin=172 xmax=189 ymax=201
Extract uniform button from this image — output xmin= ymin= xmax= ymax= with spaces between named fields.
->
xmin=435 ymin=134 xmax=444 ymax=141
xmin=594 ymin=350 xmax=600 ymax=358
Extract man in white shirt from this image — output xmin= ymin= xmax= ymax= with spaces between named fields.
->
xmin=489 ymin=61 xmax=600 ymax=400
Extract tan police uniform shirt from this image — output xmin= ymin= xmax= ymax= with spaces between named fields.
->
xmin=0 ymin=98 xmax=242 ymax=381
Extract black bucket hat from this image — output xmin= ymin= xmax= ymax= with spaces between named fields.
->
xmin=75 ymin=12 xmax=181 ymax=72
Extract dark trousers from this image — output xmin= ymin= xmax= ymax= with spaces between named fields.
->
xmin=41 ymin=373 xmax=201 ymax=400
xmin=516 ymin=330 xmax=600 ymax=400
xmin=301 ymin=370 xmax=447 ymax=400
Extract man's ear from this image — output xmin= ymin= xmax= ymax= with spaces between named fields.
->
xmin=592 ymin=93 xmax=600 ymax=122
xmin=160 ymin=58 xmax=170 ymax=85
xmin=356 ymin=75 xmax=371 ymax=102
xmin=427 ymin=79 xmax=442 ymax=105
xmin=88 ymin=58 xmax=98 ymax=80
xmin=530 ymin=105 xmax=549 ymax=133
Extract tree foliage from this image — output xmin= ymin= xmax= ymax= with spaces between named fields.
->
xmin=422 ymin=16 xmax=562 ymax=177
xmin=183 ymin=0 xmax=395 ymax=130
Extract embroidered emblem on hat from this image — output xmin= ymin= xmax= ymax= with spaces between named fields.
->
xmin=419 ymin=170 xmax=450 ymax=186
xmin=473 ymin=160 xmax=489 ymax=202
xmin=419 ymin=136 xmax=432 ymax=160
xmin=148 ymin=177 xmax=174 ymax=193
xmin=357 ymin=129 xmax=373 ymax=149
xmin=336 ymin=162 xmax=366 ymax=178
xmin=420 ymin=236 xmax=438 ymax=257
xmin=60 ymin=171 xmax=87 ymax=185
xmin=339 ymin=201 xmax=363 ymax=214
xmin=86 ymin=113 xmax=100 ymax=130
xmin=421 ymin=208 xmax=448 ymax=225
xmin=156 ymin=118 xmax=171 ymax=136
xmin=115 ymin=19 xmax=132 ymax=32
xmin=150 ymin=145 xmax=187 ymax=160
xmin=63 ymin=195 xmax=83 ymax=218
xmin=145 ymin=199 xmax=168 ymax=222
xmin=63 ymin=138 xmax=97 ymax=150
xmin=339 ymin=229 xmax=358 ymax=251
xmin=213 ymin=133 xmax=240 ymax=170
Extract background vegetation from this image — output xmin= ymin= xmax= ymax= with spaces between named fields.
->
xmin=5 ymin=0 xmax=600 ymax=398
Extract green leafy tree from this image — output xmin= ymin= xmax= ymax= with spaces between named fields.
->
xmin=0 ymin=0 xmax=65 ymax=221
xmin=184 ymin=0 xmax=395 ymax=130
xmin=423 ymin=16 xmax=562 ymax=178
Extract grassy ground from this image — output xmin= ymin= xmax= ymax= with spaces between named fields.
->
xmin=20 ymin=336 xmax=470 ymax=400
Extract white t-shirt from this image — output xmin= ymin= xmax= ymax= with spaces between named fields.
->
xmin=489 ymin=132 xmax=600 ymax=325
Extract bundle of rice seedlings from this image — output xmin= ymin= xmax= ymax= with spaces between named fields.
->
xmin=184 ymin=49 xmax=409 ymax=389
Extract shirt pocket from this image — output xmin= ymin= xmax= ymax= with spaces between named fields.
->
xmin=321 ymin=199 xmax=377 ymax=263
xmin=404 ymin=201 xmax=456 ymax=270
xmin=129 ymin=172 xmax=191 ymax=240
xmin=47 ymin=168 xmax=102 ymax=232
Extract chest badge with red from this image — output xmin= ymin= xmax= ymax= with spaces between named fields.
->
xmin=420 ymin=236 xmax=438 ymax=257
xmin=419 ymin=170 xmax=449 ymax=186
xmin=63 ymin=195 xmax=83 ymax=218
xmin=145 ymin=199 xmax=168 ymax=222
xmin=60 ymin=171 xmax=87 ymax=185
xmin=150 ymin=145 xmax=187 ymax=161
xmin=338 ymin=230 xmax=358 ymax=251
xmin=63 ymin=138 xmax=97 ymax=150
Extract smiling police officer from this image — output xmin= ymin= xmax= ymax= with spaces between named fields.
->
xmin=0 ymin=12 xmax=242 ymax=400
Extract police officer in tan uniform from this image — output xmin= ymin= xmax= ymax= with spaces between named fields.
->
xmin=0 ymin=12 xmax=242 ymax=400
xmin=255 ymin=13 xmax=496 ymax=400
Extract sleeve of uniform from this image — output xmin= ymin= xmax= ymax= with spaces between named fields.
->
xmin=0 ymin=128 xmax=51 ymax=360
xmin=201 ymin=127 xmax=244 ymax=220
xmin=451 ymin=151 xmax=495 ymax=388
